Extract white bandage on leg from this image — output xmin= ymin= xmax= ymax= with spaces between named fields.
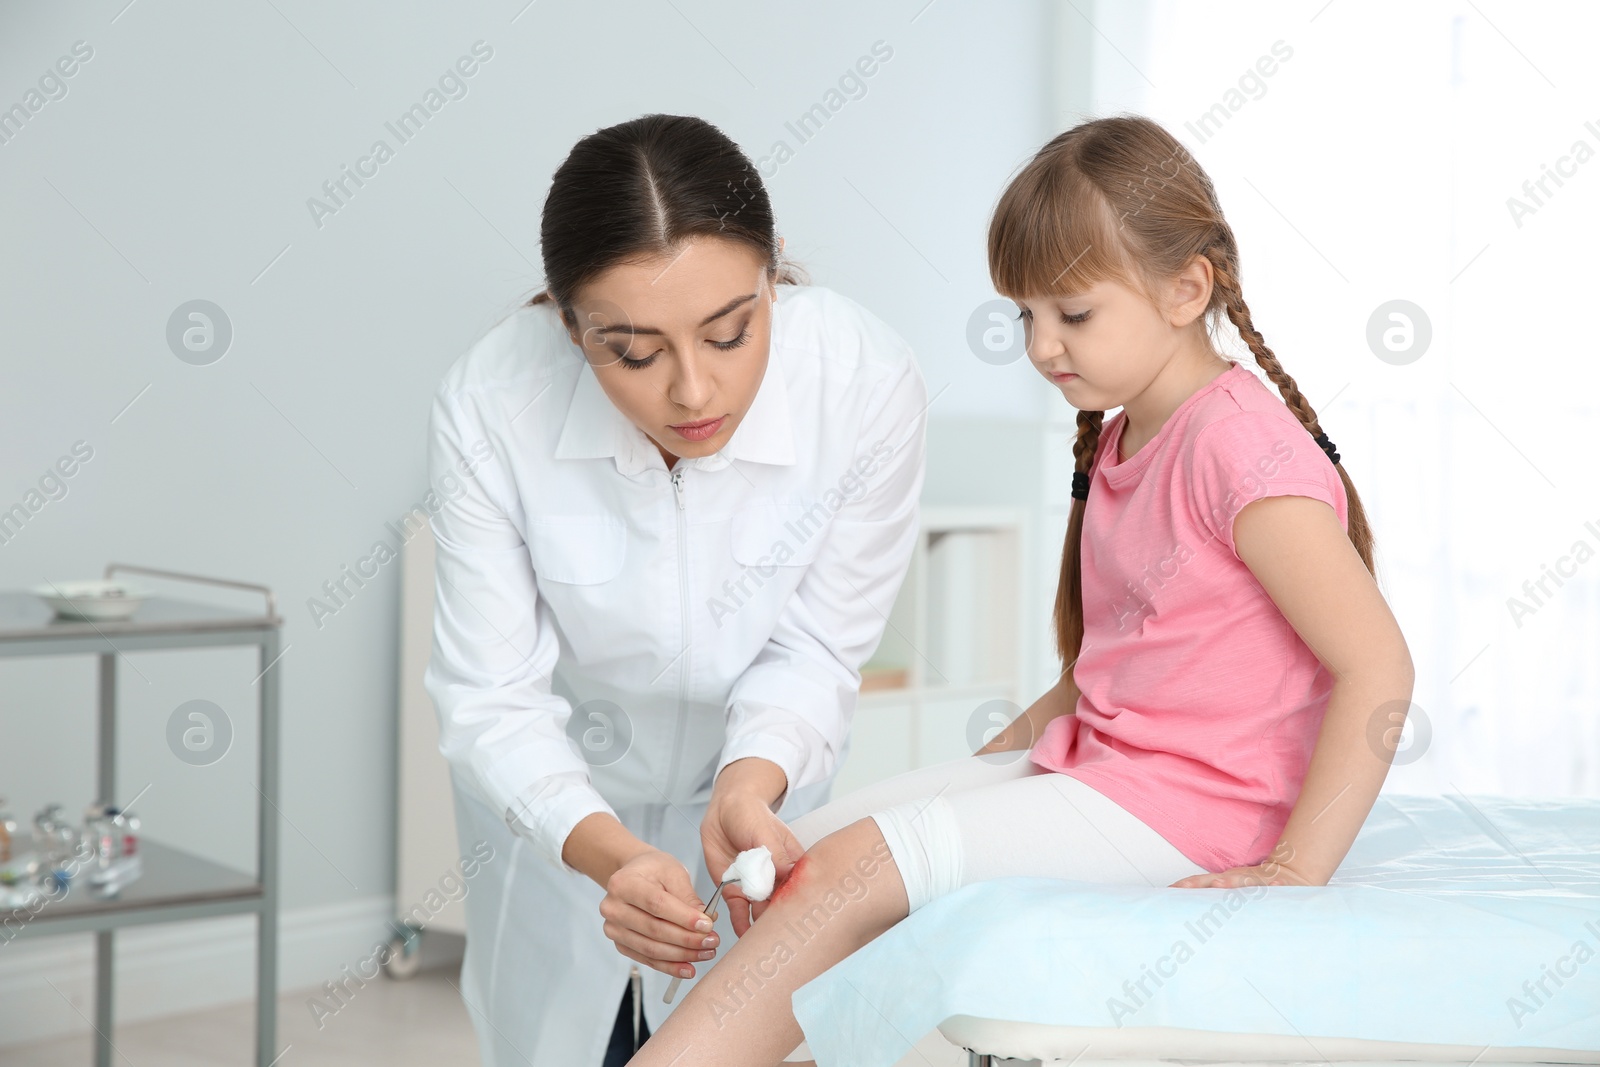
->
xmin=868 ymin=793 xmax=964 ymax=914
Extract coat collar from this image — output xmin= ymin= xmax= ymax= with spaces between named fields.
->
xmin=552 ymin=339 xmax=796 ymax=477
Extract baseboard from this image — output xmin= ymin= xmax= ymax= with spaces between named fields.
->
xmin=0 ymin=894 xmax=396 ymax=1049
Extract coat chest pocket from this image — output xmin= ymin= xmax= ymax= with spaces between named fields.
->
xmin=527 ymin=516 xmax=627 ymax=584
xmin=730 ymin=501 xmax=827 ymax=569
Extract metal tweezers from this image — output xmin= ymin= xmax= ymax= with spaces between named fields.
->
xmin=662 ymin=877 xmax=732 ymax=1004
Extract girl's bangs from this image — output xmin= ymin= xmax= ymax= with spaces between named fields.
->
xmin=987 ymin=163 xmax=1136 ymax=301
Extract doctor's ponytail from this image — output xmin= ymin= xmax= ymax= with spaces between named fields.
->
xmin=526 ymin=113 xmax=806 ymax=311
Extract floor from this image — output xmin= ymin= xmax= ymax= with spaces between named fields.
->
xmin=8 ymin=958 xmax=973 ymax=1066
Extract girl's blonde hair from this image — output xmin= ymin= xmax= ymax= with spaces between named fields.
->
xmin=987 ymin=114 xmax=1375 ymax=673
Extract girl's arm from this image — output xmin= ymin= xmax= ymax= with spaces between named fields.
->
xmin=1174 ymin=493 xmax=1415 ymax=889
xmin=975 ymin=666 xmax=1081 ymax=755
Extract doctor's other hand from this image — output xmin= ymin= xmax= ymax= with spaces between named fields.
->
xmin=598 ymin=849 xmax=722 ymax=979
xmin=703 ymin=757 xmax=805 ymax=937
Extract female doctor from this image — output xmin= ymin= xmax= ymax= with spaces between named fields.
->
xmin=422 ymin=113 xmax=928 ymax=1066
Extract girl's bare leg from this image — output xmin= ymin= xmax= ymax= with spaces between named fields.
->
xmin=628 ymin=816 xmax=909 ymax=1067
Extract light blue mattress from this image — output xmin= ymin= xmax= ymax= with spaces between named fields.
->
xmin=791 ymin=793 xmax=1600 ymax=1066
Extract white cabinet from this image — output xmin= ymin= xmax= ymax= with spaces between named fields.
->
xmin=833 ymin=507 xmax=1031 ymax=797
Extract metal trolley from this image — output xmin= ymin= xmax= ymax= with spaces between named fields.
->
xmin=0 ymin=564 xmax=283 ymax=1066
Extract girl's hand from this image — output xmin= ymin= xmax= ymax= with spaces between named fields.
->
xmin=598 ymin=849 xmax=721 ymax=979
xmin=1170 ymin=862 xmax=1321 ymax=889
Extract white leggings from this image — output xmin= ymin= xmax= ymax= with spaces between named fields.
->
xmin=787 ymin=753 xmax=1208 ymax=913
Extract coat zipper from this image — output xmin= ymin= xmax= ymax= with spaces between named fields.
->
xmin=664 ymin=465 xmax=691 ymax=806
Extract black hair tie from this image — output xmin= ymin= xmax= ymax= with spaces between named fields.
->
xmin=1071 ymin=470 xmax=1090 ymax=500
xmin=1313 ymin=431 xmax=1341 ymax=465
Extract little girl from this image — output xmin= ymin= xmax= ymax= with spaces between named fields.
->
xmin=628 ymin=114 xmax=1415 ymax=1067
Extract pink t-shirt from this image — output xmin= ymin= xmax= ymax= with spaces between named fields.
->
xmin=1029 ymin=362 xmax=1349 ymax=873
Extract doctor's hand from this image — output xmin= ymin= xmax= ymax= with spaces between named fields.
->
xmin=599 ymin=849 xmax=724 ymax=980
xmin=703 ymin=758 xmax=805 ymax=937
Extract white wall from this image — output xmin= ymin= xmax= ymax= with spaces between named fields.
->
xmin=0 ymin=0 xmax=1058 ymax=1023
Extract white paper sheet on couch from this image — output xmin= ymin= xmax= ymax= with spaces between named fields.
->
xmin=791 ymin=793 xmax=1600 ymax=1067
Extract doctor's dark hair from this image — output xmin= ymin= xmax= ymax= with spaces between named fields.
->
xmin=988 ymin=114 xmax=1376 ymax=673
xmin=526 ymin=113 xmax=806 ymax=314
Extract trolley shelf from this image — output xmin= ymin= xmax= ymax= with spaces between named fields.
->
xmin=4 ymin=835 xmax=263 ymax=938
xmin=0 ymin=588 xmax=281 ymax=656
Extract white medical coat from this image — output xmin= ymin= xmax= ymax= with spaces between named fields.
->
xmin=422 ymin=283 xmax=927 ymax=1065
